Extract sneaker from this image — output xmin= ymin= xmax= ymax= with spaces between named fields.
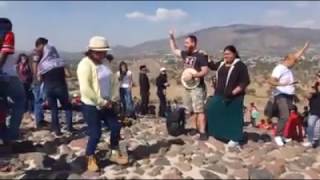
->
xmin=188 ymin=129 xmax=198 ymax=136
xmin=227 ymin=140 xmax=240 ymax=148
xmin=274 ymin=136 xmax=284 ymax=146
xmin=199 ymin=133 xmax=208 ymax=141
xmin=283 ymin=138 xmax=292 ymax=143
xmin=87 ymin=155 xmax=99 ymax=172
xmin=109 ymin=150 xmax=129 ymax=165
xmin=302 ymin=141 xmax=313 ymax=147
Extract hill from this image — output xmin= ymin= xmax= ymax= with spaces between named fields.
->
xmin=111 ymin=24 xmax=320 ymax=58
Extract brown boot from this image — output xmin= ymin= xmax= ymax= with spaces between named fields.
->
xmin=109 ymin=150 xmax=129 ymax=165
xmin=87 ymin=155 xmax=99 ymax=172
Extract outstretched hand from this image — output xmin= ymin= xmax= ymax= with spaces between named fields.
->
xmin=169 ymin=29 xmax=175 ymax=37
xmin=304 ymin=41 xmax=310 ymax=50
xmin=294 ymin=41 xmax=310 ymax=60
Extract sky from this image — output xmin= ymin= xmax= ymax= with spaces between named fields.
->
xmin=0 ymin=1 xmax=319 ymax=52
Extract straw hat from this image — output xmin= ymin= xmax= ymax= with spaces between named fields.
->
xmin=88 ymin=36 xmax=111 ymax=51
xmin=181 ymin=68 xmax=200 ymax=89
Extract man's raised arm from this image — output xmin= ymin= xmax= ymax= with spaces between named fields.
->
xmin=169 ymin=30 xmax=181 ymax=57
xmin=293 ymin=41 xmax=310 ymax=62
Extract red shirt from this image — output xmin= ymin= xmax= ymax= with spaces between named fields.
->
xmin=283 ymin=112 xmax=304 ymax=141
xmin=0 ymin=31 xmax=14 ymax=54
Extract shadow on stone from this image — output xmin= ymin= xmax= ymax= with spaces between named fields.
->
xmin=130 ymin=138 xmax=185 ymax=161
xmin=243 ymin=132 xmax=272 ymax=144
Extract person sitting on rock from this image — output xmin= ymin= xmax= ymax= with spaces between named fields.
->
xmin=249 ymin=102 xmax=260 ymax=127
xmin=77 ymin=36 xmax=128 ymax=172
xmin=283 ymin=105 xmax=303 ymax=142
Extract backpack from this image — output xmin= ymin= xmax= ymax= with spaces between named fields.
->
xmin=0 ymin=18 xmax=12 ymax=47
xmin=166 ymin=107 xmax=185 ymax=136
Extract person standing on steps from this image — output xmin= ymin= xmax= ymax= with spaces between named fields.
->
xmin=268 ymin=42 xmax=310 ymax=147
xmin=206 ymin=45 xmax=250 ymax=148
xmin=303 ymin=71 xmax=320 ymax=148
xmin=116 ymin=61 xmax=135 ymax=119
xmin=156 ymin=67 xmax=169 ymax=118
xmin=77 ymin=36 xmax=128 ymax=172
xmin=0 ymin=18 xmax=26 ymax=142
xmin=169 ymin=29 xmax=209 ymax=141
xmin=16 ymin=53 xmax=34 ymax=117
xmin=35 ymin=37 xmax=74 ymax=136
xmin=139 ymin=65 xmax=150 ymax=116
xmin=31 ymin=49 xmax=47 ymax=129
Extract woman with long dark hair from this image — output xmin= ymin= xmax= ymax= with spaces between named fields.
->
xmin=16 ymin=53 xmax=34 ymax=115
xmin=116 ymin=61 xmax=134 ymax=118
xmin=206 ymin=45 xmax=250 ymax=147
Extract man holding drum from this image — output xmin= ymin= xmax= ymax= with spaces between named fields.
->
xmin=169 ymin=30 xmax=209 ymax=141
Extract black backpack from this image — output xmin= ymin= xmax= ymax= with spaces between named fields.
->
xmin=0 ymin=18 xmax=12 ymax=47
xmin=166 ymin=107 xmax=185 ymax=136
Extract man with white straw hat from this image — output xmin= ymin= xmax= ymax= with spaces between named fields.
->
xmin=156 ymin=67 xmax=169 ymax=117
xmin=77 ymin=36 xmax=128 ymax=172
xmin=169 ymin=29 xmax=209 ymax=141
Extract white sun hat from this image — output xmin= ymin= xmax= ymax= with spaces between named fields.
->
xmin=88 ymin=36 xmax=111 ymax=51
xmin=181 ymin=68 xmax=200 ymax=89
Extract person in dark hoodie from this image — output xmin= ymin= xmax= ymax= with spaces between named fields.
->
xmin=156 ymin=67 xmax=170 ymax=117
xmin=139 ymin=65 xmax=150 ymax=115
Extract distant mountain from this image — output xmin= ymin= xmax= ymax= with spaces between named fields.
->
xmin=111 ymin=24 xmax=320 ymax=58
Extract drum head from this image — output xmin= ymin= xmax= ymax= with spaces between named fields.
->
xmin=181 ymin=68 xmax=200 ymax=89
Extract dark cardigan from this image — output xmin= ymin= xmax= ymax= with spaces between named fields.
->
xmin=209 ymin=60 xmax=250 ymax=98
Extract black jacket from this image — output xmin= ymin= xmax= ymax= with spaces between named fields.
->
xmin=139 ymin=73 xmax=150 ymax=93
xmin=156 ymin=74 xmax=168 ymax=93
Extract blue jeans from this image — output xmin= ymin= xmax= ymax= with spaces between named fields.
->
xmin=46 ymin=85 xmax=73 ymax=132
xmin=82 ymin=104 xmax=121 ymax=155
xmin=32 ymin=83 xmax=45 ymax=125
xmin=307 ymin=115 xmax=320 ymax=142
xmin=6 ymin=76 xmax=26 ymax=140
xmin=119 ymin=88 xmax=134 ymax=116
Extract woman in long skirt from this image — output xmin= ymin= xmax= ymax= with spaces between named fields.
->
xmin=206 ymin=45 xmax=250 ymax=147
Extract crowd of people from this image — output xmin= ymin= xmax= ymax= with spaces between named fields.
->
xmin=0 ymin=18 xmax=319 ymax=172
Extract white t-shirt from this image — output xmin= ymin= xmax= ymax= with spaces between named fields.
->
xmin=2 ymin=54 xmax=18 ymax=76
xmin=116 ymin=70 xmax=132 ymax=88
xmin=271 ymin=64 xmax=295 ymax=95
xmin=96 ymin=64 xmax=112 ymax=100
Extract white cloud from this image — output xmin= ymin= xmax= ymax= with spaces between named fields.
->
xmin=264 ymin=9 xmax=288 ymax=19
xmin=294 ymin=19 xmax=317 ymax=28
xmin=125 ymin=11 xmax=145 ymax=19
xmin=262 ymin=7 xmax=320 ymax=29
xmin=294 ymin=1 xmax=310 ymax=8
xmin=126 ymin=8 xmax=188 ymax=22
xmin=0 ymin=1 xmax=8 ymax=8
xmin=261 ymin=9 xmax=289 ymax=26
